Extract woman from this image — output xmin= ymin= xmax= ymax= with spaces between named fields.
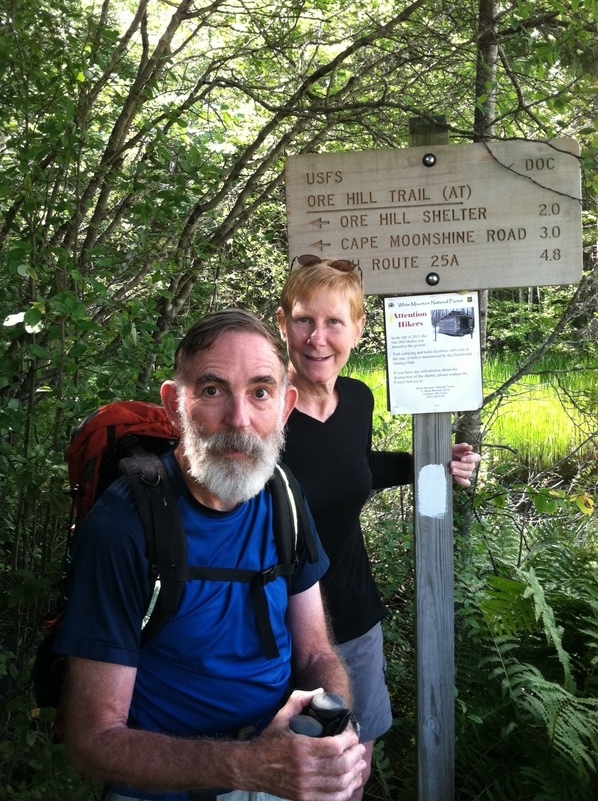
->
xmin=277 ymin=256 xmax=480 ymax=800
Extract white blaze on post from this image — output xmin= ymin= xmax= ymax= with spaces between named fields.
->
xmin=417 ymin=464 xmax=448 ymax=518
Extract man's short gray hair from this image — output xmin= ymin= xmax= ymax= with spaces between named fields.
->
xmin=174 ymin=308 xmax=288 ymax=383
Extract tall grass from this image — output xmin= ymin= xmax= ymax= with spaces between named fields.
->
xmin=483 ymin=354 xmax=596 ymax=472
xmin=347 ymin=352 xmax=597 ymax=471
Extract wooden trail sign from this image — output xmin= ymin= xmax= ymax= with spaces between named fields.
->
xmin=286 ymin=138 xmax=582 ymax=295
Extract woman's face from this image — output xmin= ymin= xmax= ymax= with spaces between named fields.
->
xmin=278 ymin=288 xmax=365 ymax=387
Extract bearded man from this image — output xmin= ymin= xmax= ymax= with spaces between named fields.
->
xmin=54 ymin=309 xmax=365 ymax=801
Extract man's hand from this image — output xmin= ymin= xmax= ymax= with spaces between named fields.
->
xmin=243 ymin=690 xmax=366 ymax=801
xmin=449 ymin=443 xmax=481 ymax=488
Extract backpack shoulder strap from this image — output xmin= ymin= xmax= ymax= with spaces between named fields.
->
xmin=269 ymin=463 xmax=319 ymax=566
xmin=118 ymin=448 xmax=187 ymax=644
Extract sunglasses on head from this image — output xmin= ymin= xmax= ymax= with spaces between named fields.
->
xmin=291 ymin=254 xmax=362 ymax=283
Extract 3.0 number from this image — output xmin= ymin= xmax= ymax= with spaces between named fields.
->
xmin=540 ymin=226 xmax=561 ymax=239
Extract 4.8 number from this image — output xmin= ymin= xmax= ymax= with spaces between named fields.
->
xmin=540 ymin=249 xmax=561 ymax=261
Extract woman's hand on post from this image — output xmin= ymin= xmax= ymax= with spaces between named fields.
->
xmin=449 ymin=443 xmax=481 ymax=487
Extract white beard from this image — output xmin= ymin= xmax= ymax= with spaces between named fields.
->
xmin=177 ymin=403 xmax=285 ymax=507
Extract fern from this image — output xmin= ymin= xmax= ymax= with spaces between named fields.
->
xmin=508 ymin=665 xmax=598 ymax=780
xmin=480 ymin=568 xmax=576 ymax=689
xmin=479 ymin=575 xmax=537 ymax=636
xmin=453 ymin=563 xmax=598 ymax=799
xmin=580 ymin=607 xmax=598 ymax=672
xmin=522 ymin=568 xmax=573 ymax=690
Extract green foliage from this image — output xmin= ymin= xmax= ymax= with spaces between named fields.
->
xmin=363 ymin=480 xmax=598 ymax=800
xmin=452 ymin=559 xmax=598 ymax=798
xmin=1 ymin=0 xmax=597 ymax=799
xmin=486 ymin=288 xmax=577 ymax=358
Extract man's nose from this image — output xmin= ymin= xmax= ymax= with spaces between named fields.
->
xmin=224 ymin=395 xmax=251 ymax=429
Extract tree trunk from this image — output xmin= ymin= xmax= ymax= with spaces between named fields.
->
xmin=454 ymin=0 xmax=497 ymax=534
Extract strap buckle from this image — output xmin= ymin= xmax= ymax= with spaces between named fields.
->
xmin=259 ymin=565 xmax=281 ymax=586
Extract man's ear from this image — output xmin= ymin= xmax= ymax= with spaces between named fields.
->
xmin=276 ymin=307 xmax=287 ymax=340
xmin=281 ymin=382 xmax=298 ymax=425
xmin=160 ymin=381 xmax=181 ymax=433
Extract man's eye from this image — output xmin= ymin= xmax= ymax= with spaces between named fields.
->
xmin=254 ymin=388 xmax=271 ymax=399
xmin=202 ymin=386 xmax=220 ymax=397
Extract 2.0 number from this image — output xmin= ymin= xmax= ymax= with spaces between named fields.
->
xmin=539 ymin=203 xmax=560 ymax=216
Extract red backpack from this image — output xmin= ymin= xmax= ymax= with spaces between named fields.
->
xmin=66 ymin=400 xmax=179 ymax=523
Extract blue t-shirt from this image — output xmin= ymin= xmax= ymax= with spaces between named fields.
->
xmin=55 ymin=452 xmax=328 ymax=799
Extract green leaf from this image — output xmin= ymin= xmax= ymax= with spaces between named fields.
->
xmin=28 ymin=343 xmax=54 ymax=359
xmin=24 ymin=307 xmax=43 ymax=328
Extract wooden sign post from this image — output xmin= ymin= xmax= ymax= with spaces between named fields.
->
xmin=284 ymin=126 xmax=582 ymax=801
xmin=409 ymin=117 xmax=454 ymax=801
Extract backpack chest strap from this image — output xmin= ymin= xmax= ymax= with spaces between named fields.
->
xmin=185 ymin=564 xmax=294 ymax=584
xmin=184 ymin=564 xmax=295 ymax=660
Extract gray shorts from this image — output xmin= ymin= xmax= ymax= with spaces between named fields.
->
xmin=336 ymin=622 xmax=393 ymax=743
